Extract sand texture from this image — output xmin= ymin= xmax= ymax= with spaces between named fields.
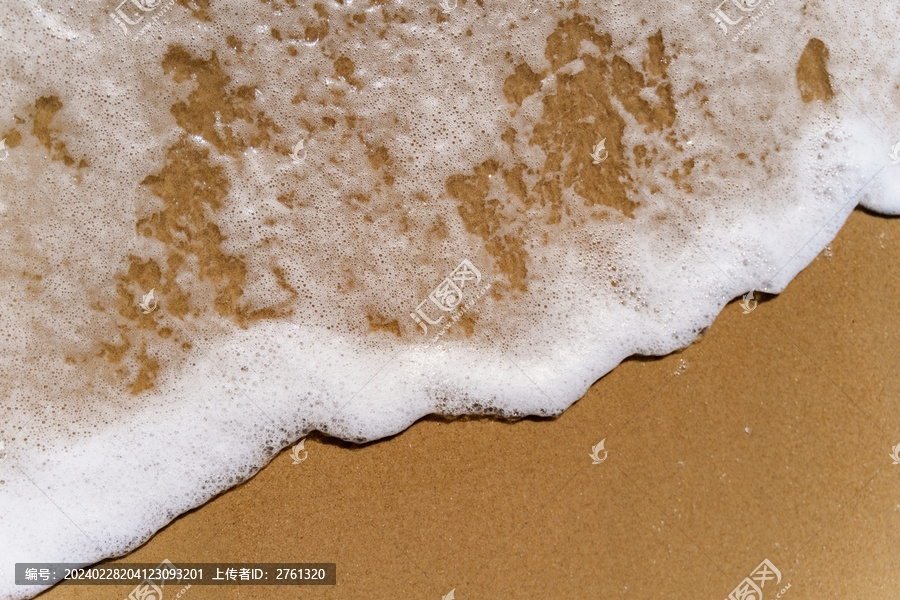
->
xmin=37 ymin=208 xmax=899 ymax=599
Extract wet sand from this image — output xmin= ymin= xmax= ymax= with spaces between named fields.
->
xmin=40 ymin=207 xmax=899 ymax=598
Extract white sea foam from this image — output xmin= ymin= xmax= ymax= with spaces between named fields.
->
xmin=1 ymin=0 xmax=899 ymax=597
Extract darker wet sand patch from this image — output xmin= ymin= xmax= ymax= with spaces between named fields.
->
xmin=445 ymin=18 xmax=684 ymax=298
xmin=796 ymin=38 xmax=834 ymax=103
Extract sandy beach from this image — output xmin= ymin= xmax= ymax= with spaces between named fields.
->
xmin=36 ymin=207 xmax=899 ymax=599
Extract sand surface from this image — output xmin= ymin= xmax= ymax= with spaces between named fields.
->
xmin=34 ymin=207 xmax=899 ymax=599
